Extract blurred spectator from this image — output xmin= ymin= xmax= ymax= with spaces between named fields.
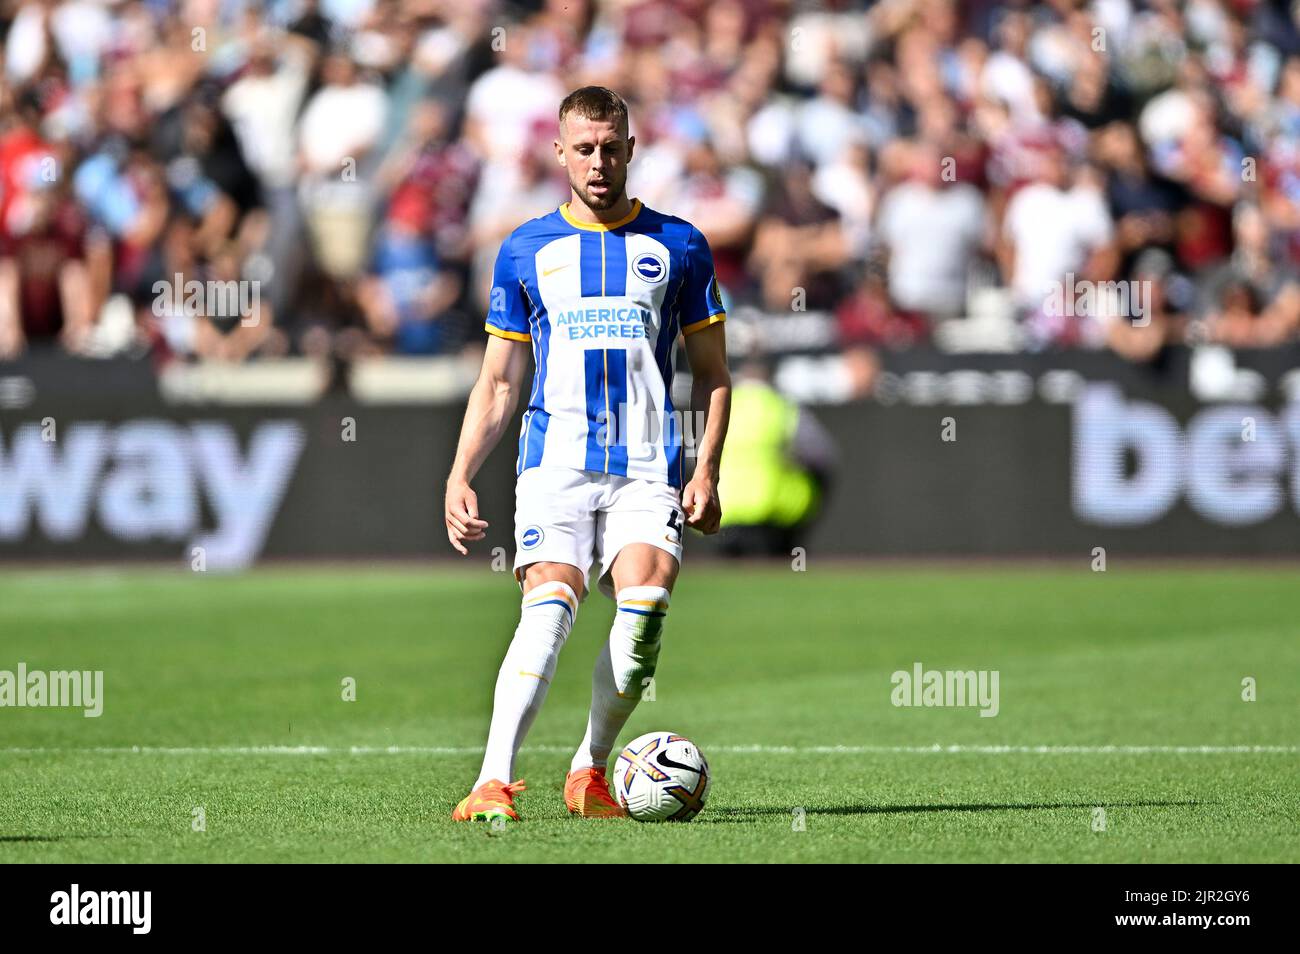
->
xmin=297 ymin=49 xmax=387 ymax=279
xmin=1198 ymin=202 xmax=1300 ymax=347
xmin=832 ymin=258 xmax=915 ymax=400
xmin=982 ymin=9 xmax=1039 ymax=119
xmin=671 ymin=135 xmax=763 ymax=291
xmin=223 ymin=30 xmax=318 ymax=311
xmin=1002 ymin=147 xmax=1117 ymax=344
xmin=811 ymin=134 xmax=873 ymax=258
xmin=749 ymin=158 xmax=848 ymax=311
xmin=875 ymin=139 xmax=986 ymax=322
xmin=1095 ymin=120 xmax=1183 ymax=270
xmin=463 ymin=20 xmax=564 ymax=168
xmin=358 ymin=192 xmax=460 ymax=355
xmin=0 ymin=164 xmax=92 ymax=356
xmin=1105 ymin=247 xmax=1178 ymax=363
xmin=467 ymin=115 xmax=568 ymax=313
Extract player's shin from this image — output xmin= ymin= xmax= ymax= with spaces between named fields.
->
xmin=570 ymin=586 xmax=670 ymax=772
xmin=475 ymin=581 xmax=579 ymax=788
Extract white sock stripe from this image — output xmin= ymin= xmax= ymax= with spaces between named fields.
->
xmin=615 ymin=585 xmax=671 ymax=611
xmin=521 ymin=581 xmax=579 ymax=618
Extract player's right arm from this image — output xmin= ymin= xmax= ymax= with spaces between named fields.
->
xmin=445 ymin=333 xmax=531 ymax=554
xmin=446 ymin=238 xmax=533 ymax=555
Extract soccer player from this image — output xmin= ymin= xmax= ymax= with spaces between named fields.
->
xmin=444 ymin=87 xmax=731 ymax=822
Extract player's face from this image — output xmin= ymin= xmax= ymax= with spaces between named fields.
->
xmin=557 ymin=114 xmax=634 ymax=212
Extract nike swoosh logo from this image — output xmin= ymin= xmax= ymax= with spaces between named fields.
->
xmin=655 ymin=750 xmax=701 ymax=775
xmin=543 ymin=264 xmax=570 ymax=276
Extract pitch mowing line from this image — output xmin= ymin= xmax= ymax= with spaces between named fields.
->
xmin=1 ymin=744 xmax=1297 ymax=756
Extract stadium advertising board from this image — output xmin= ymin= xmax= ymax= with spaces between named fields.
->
xmin=2 ymin=356 xmax=1299 ymax=563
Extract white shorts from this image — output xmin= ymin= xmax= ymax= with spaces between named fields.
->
xmin=513 ymin=467 xmax=684 ymax=599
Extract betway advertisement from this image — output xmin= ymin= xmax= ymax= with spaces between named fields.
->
xmin=0 ymin=398 xmax=514 ymax=567
xmin=2 ymin=379 xmax=1299 ymax=562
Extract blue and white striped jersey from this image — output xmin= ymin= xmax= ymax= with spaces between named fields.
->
xmin=486 ymin=199 xmax=726 ymax=488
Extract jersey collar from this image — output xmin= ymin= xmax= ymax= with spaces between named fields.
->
xmin=559 ymin=197 xmax=642 ymax=232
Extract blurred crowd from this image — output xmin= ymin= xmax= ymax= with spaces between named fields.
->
xmin=4 ymin=0 xmax=1300 ymax=381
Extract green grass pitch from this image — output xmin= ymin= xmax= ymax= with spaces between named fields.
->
xmin=1 ymin=563 xmax=1296 ymax=863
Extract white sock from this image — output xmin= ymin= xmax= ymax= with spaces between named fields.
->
xmin=475 ymin=581 xmax=578 ymax=788
xmin=571 ymin=586 xmax=670 ymax=772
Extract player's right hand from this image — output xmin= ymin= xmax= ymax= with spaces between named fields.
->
xmin=445 ymin=480 xmax=489 ymax=555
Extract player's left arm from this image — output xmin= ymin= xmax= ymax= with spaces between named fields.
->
xmin=682 ymin=322 xmax=730 ymax=534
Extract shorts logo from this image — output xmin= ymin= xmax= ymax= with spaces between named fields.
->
xmin=632 ymin=253 xmax=667 ymax=284
xmin=520 ymin=526 xmax=545 ymax=550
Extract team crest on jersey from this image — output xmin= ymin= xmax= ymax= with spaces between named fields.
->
xmin=709 ymin=272 xmax=723 ymax=308
xmin=631 ymin=252 xmax=667 ymax=284
xmin=520 ymin=526 xmax=545 ymax=550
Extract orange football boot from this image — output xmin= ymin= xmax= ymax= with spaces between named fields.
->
xmin=564 ymin=767 xmax=626 ymax=818
xmin=451 ymin=778 xmax=526 ymax=822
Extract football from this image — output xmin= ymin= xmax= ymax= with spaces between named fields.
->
xmin=614 ymin=731 xmax=711 ymax=822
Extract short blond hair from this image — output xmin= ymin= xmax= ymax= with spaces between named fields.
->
xmin=558 ymin=86 xmax=630 ymax=136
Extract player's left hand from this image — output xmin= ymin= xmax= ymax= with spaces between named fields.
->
xmin=681 ymin=477 xmax=721 ymax=534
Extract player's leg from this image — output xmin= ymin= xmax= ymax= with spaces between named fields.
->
xmin=454 ymin=559 xmax=586 ymax=822
xmin=473 ymin=560 xmax=585 ymax=784
xmin=573 ymin=543 xmax=678 ymax=769
xmin=565 ymin=481 xmax=683 ymax=816
xmin=453 ymin=470 xmax=595 ymax=822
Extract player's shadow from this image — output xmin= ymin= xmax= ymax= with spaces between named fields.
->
xmin=703 ymin=799 xmax=1205 ymax=822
